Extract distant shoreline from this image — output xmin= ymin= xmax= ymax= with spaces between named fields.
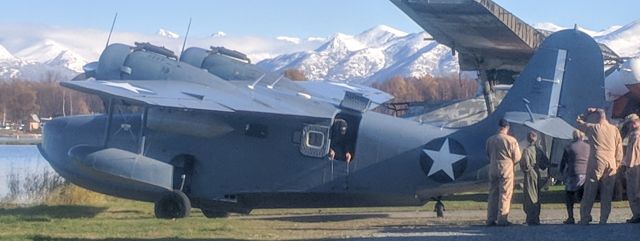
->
xmin=0 ymin=141 xmax=40 ymax=145
xmin=0 ymin=136 xmax=41 ymax=145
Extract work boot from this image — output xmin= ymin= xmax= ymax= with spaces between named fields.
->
xmin=626 ymin=217 xmax=640 ymax=223
xmin=578 ymin=216 xmax=592 ymax=225
xmin=496 ymin=220 xmax=512 ymax=226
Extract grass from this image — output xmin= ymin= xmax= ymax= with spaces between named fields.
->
xmin=0 ymin=186 xmax=631 ymax=241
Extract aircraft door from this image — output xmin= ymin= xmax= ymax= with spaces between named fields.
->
xmin=171 ymin=155 xmax=195 ymax=194
xmin=319 ymin=112 xmax=362 ymax=190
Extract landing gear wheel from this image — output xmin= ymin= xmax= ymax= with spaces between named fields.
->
xmin=201 ymin=209 xmax=229 ymax=218
xmin=154 ymin=190 xmax=191 ymax=219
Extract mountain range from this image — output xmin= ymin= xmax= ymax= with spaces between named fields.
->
xmin=258 ymin=21 xmax=640 ymax=84
xmin=1 ymin=21 xmax=639 ymax=84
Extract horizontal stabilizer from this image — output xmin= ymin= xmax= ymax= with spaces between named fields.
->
xmin=504 ymin=112 xmax=575 ymax=139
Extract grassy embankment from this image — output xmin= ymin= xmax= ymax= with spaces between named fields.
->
xmin=0 ymin=185 xmax=630 ymax=241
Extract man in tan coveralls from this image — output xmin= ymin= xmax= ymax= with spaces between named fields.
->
xmin=622 ymin=114 xmax=640 ymax=223
xmin=577 ymin=108 xmax=623 ymax=224
xmin=486 ymin=119 xmax=522 ymax=226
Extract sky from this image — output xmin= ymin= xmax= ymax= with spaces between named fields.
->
xmin=0 ymin=0 xmax=638 ymax=38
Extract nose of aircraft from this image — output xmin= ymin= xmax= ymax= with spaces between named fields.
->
xmin=38 ymin=117 xmax=69 ymax=166
xmin=38 ymin=115 xmax=106 ymax=176
xmin=37 ymin=114 xmax=169 ymax=202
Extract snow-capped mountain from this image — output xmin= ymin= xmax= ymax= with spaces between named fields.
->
xmin=258 ymin=21 xmax=640 ymax=84
xmin=597 ymin=20 xmax=640 ymax=57
xmin=157 ymin=29 xmax=180 ymax=39
xmin=0 ymin=39 xmax=87 ymax=80
xmin=0 ymin=44 xmax=14 ymax=60
xmin=257 ymin=25 xmax=457 ymax=84
xmin=14 ymin=39 xmax=87 ymax=72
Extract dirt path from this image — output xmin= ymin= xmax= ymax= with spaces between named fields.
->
xmin=242 ymin=208 xmax=640 ymax=240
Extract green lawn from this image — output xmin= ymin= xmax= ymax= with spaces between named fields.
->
xmin=0 ymin=187 xmax=630 ymax=241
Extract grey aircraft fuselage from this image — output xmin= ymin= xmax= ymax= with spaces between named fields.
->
xmin=39 ymin=29 xmax=606 ymax=216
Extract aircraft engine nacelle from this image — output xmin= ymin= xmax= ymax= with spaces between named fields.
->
xmin=607 ymin=58 xmax=640 ymax=118
xmin=94 ymin=43 xmax=134 ymax=80
xmin=606 ymin=58 xmax=640 ymax=101
xmin=180 ymin=47 xmax=264 ymax=81
xmin=84 ymin=43 xmax=182 ymax=81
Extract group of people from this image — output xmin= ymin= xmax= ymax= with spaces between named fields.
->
xmin=485 ymin=108 xmax=640 ymax=226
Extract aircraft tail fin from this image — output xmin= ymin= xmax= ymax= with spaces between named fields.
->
xmin=464 ymin=29 xmax=606 ymax=139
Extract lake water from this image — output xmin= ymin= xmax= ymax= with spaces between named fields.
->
xmin=0 ymin=145 xmax=53 ymax=198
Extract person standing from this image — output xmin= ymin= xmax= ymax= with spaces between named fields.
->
xmin=486 ymin=119 xmax=522 ymax=226
xmin=434 ymin=200 xmax=445 ymax=218
xmin=520 ymin=131 xmax=547 ymax=225
xmin=576 ymin=108 xmax=623 ymax=225
xmin=622 ymin=114 xmax=640 ymax=223
xmin=559 ymin=130 xmax=590 ymax=224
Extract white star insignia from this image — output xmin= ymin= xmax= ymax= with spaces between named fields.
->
xmin=423 ymin=138 xmax=466 ymax=180
xmin=100 ymin=81 xmax=154 ymax=94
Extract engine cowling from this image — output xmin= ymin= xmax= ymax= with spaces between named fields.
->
xmin=180 ymin=47 xmax=264 ymax=81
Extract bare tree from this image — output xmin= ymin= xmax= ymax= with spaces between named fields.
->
xmin=284 ymin=69 xmax=307 ymax=81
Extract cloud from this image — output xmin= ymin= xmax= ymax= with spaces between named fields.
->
xmin=307 ymin=37 xmax=327 ymax=42
xmin=276 ymin=36 xmax=301 ymax=45
xmin=211 ymin=31 xmax=227 ymax=38
xmin=0 ymin=23 xmax=323 ymax=63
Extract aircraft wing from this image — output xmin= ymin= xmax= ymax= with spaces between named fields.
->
xmin=391 ymin=0 xmax=619 ymax=73
xmin=296 ymin=81 xmax=394 ymax=108
xmin=61 ymin=79 xmax=336 ymax=118
xmin=391 ymin=0 xmax=546 ymax=72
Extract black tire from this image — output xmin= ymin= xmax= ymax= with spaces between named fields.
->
xmin=154 ymin=190 xmax=191 ymax=219
xmin=201 ymin=209 xmax=229 ymax=218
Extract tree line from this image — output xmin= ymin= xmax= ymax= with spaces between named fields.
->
xmin=0 ymin=79 xmax=103 ymax=124
xmin=371 ymin=75 xmax=477 ymax=103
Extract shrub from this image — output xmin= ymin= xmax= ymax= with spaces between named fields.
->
xmin=2 ymin=167 xmax=105 ymax=205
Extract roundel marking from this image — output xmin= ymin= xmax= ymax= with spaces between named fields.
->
xmin=419 ymin=138 xmax=468 ymax=183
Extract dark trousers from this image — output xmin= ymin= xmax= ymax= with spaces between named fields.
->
xmin=565 ymin=187 xmax=584 ymax=220
xmin=523 ymin=195 xmax=541 ymax=224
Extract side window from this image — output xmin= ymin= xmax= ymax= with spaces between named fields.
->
xmin=300 ymin=125 xmax=330 ymax=158
xmin=306 ymin=130 xmax=325 ymax=149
